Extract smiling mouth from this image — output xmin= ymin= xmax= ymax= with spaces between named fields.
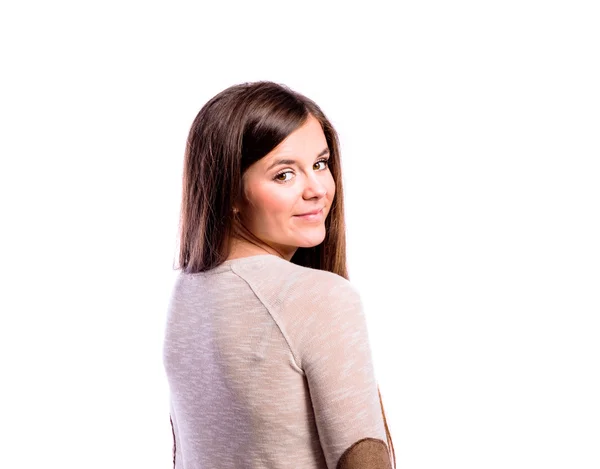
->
xmin=295 ymin=208 xmax=324 ymax=217
xmin=294 ymin=208 xmax=324 ymax=221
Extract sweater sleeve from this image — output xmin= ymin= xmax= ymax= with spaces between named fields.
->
xmin=297 ymin=277 xmax=392 ymax=469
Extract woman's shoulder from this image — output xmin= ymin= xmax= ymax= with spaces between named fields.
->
xmin=269 ymin=255 xmax=356 ymax=291
xmin=266 ymin=256 xmax=363 ymax=313
xmin=228 ymin=254 xmax=360 ymax=304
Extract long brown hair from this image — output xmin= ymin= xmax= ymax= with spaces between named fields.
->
xmin=176 ymin=80 xmax=395 ymax=468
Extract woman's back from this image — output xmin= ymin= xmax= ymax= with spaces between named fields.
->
xmin=163 ymin=254 xmax=390 ymax=469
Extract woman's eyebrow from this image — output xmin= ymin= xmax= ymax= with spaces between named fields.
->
xmin=266 ymin=147 xmax=329 ymax=171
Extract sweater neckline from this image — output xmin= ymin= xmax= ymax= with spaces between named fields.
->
xmin=192 ymin=254 xmax=286 ymax=275
xmin=221 ymin=253 xmax=285 ymax=265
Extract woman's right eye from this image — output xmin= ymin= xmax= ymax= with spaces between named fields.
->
xmin=274 ymin=171 xmax=292 ymax=182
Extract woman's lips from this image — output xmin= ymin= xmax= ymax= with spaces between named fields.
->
xmin=294 ymin=208 xmax=324 ymax=221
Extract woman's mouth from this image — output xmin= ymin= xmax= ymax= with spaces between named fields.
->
xmin=294 ymin=208 xmax=324 ymax=222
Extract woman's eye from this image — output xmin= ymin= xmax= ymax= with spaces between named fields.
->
xmin=274 ymin=171 xmax=292 ymax=182
xmin=314 ymin=159 xmax=329 ymax=170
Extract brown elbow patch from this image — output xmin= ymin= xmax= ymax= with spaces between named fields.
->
xmin=336 ymin=437 xmax=392 ymax=469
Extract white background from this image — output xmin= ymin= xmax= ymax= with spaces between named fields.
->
xmin=1 ymin=1 xmax=599 ymax=468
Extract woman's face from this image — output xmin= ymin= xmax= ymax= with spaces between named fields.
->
xmin=237 ymin=114 xmax=336 ymax=259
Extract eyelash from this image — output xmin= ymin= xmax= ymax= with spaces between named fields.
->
xmin=273 ymin=158 xmax=330 ymax=183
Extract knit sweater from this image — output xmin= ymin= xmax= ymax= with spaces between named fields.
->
xmin=162 ymin=254 xmax=392 ymax=469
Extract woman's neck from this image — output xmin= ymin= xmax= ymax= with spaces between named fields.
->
xmin=226 ymin=236 xmax=296 ymax=261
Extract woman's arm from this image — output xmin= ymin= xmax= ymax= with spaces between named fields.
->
xmin=300 ymin=279 xmax=392 ymax=469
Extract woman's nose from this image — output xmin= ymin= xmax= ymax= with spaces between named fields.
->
xmin=303 ymin=173 xmax=327 ymax=199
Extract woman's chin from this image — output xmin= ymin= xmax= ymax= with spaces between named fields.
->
xmin=291 ymin=230 xmax=327 ymax=248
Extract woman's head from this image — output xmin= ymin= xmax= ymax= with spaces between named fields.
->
xmin=178 ymin=81 xmax=347 ymax=276
xmin=234 ymin=113 xmax=335 ymax=259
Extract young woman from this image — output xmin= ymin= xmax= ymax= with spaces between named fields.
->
xmin=163 ymin=81 xmax=396 ymax=469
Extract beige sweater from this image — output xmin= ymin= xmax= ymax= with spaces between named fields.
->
xmin=163 ymin=254 xmax=391 ymax=469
